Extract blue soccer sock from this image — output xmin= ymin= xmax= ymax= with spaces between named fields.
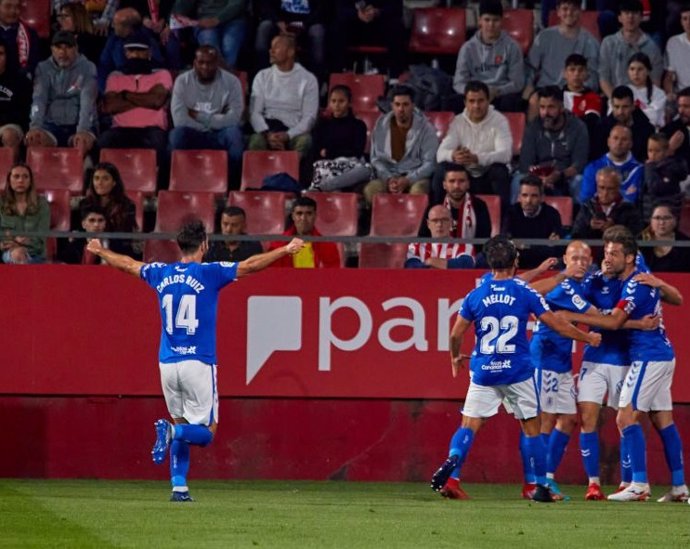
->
xmin=622 ymin=423 xmax=648 ymax=484
xmin=658 ymin=423 xmax=686 ymax=487
xmin=620 ymin=431 xmax=632 ymax=484
xmin=520 ymin=432 xmax=536 ymax=484
xmin=170 ymin=440 xmax=190 ymax=491
xmin=579 ymin=431 xmax=600 ymax=482
xmin=174 ymin=424 xmax=213 ymax=447
xmin=523 ymin=434 xmax=548 ymax=486
xmin=448 ymin=427 xmax=474 ymax=478
xmin=547 ymin=429 xmax=570 ymax=476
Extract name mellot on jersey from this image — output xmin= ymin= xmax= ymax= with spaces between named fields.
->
xmin=481 ymin=293 xmax=516 ymax=307
xmin=155 ymin=274 xmax=206 ymax=294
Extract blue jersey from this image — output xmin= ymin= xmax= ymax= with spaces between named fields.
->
xmin=618 ymin=271 xmax=674 ymax=362
xmin=141 ymin=261 xmax=239 ymax=364
xmin=460 ymin=277 xmax=550 ymax=386
xmin=531 ymin=277 xmax=592 ymax=373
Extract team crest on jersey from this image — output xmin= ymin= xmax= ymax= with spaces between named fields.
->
xmin=571 ymin=294 xmax=586 ymax=309
xmin=219 ymin=261 xmax=234 ymax=267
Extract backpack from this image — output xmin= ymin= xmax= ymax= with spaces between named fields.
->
xmin=405 ymin=64 xmax=454 ymax=111
xmin=262 ymin=172 xmax=302 ymax=193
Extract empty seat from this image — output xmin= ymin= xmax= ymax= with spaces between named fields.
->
xmin=408 ymin=8 xmax=466 ymax=55
xmin=503 ymin=112 xmax=525 ymax=157
xmin=303 ymin=192 xmax=359 ymax=236
xmin=240 ymin=150 xmax=300 ymax=191
xmin=43 ymin=188 xmax=71 ymax=261
xmin=503 ymin=9 xmax=535 ymax=56
xmin=476 ymin=194 xmax=501 ymax=236
xmin=426 ymin=111 xmax=455 ymax=141
xmin=125 ymin=190 xmax=145 ymax=232
xmin=359 ymin=243 xmax=408 ymax=268
xmin=356 ymin=110 xmax=380 ymax=155
xmin=548 ymin=10 xmax=600 ymax=41
xmin=0 ymin=147 xmax=15 ymax=191
xmin=227 ymin=191 xmax=289 ymax=235
xmin=100 ymin=148 xmax=157 ymax=195
xmin=231 ymin=69 xmax=249 ymax=98
xmin=680 ymin=200 xmax=690 ymax=236
xmin=144 ymin=240 xmax=181 ymax=263
xmin=369 ymin=194 xmax=428 ymax=237
xmin=328 ymin=73 xmax=386 ymax=113
xmin=27 ymin=147 xmax=84 ymax=194
xmin=21 ymin=0 xmax=50 ymax=38
xmin=169 ymin=149 xmax=228 ymax=195
xmin=155 ymin=190 xmax=217 ymax=233
xmin=544 ymin=196 xmax=574 ymax=227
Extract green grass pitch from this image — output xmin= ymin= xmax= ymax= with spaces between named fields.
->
xmin=0 ymin=479 xmax=688 ymax=548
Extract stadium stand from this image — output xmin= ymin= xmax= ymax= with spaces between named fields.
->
xmin=169 ymin=149 xmax=228 ymax=195
xmin=0 ymin=147 xmax=14 ymax=191
xmin=125 ymin=190 xmax=145 ymax=232
xmin=100 ymin=149 xmax=157 ymax=196
xmin=544 ymin=195 xmax=574 ymax=228
xmin=27 ymin=147 xmax=84 ymax=194
xmin=369 ymin=193 xmax=428 ymax=237
xmin=357 ymin=110 xmax=379 ymax=156
xmin=359 ymin=242 xmax=408 ymax=268
xmin=21 ymin=0 xmax=50 ymax=39
xmin=504 ymin=111 xmax=525 ymax=157
xmin=240 ymin=150 xmax=300 ymax=191
xmin=476 ymin=194 xmax=501 ymax=237
xmin=143 ymin=240 xmax=181 ymax=263
xmin=408 ymin=7 xmax=466 ymax=56
xmin=328 ymin=73 xmax=386 ymax=113
xmin=503 ymin=9 xmax=535 ymax=56
xmin=43 ymin=188 xmax=71 ymax=261
xmin=227 ymin=190 xmax=289 ymax=235
xmin=303 ymin=192 xmax=359 ymax=236
xmin=425 ymin=111 xmax=455 ymax=141
xmin=154 ymin=191 xmax=216 ymax=233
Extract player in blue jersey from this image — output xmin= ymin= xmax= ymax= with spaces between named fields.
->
xmin=430 ymin=236 xmax=601 ymax=502
xmin=86 ymin=220 xmax=304 ymax=502
xmin=563 ymin=226 xmax=687 ymax=502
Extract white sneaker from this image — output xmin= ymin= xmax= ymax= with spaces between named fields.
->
xmin=607 ymin=483 xmax=651 ymax=502
xmin=657 ymin=485 xmax=689 ymax=502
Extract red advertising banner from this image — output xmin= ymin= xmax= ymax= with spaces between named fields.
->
xmin=2 ymin=266 xmax=690 ymax=402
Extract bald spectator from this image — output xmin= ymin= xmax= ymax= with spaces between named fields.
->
xmin=0 ymin=0 xmax=40 ymax=75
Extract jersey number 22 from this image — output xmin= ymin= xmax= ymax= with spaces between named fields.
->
xmin=479 ymin=315 xmax=518 ymax=354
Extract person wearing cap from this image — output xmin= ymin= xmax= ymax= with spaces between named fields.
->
xmin=0 ymin=0 xmax=40 ymax=76
xmin=25 ymin=30 xmax=98 ymax=159
xmin=100 ymin=34 xmax=173 ymax=189
xmin=453 ymin=0 xmax=525 ymax=113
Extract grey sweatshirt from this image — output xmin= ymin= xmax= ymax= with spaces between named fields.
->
xmin=599 ymin=30 xmax=663 ymax=88
xmin=519 ymin=112 xmax=589 ymax=174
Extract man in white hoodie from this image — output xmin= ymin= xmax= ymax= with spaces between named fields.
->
xmin=248 ymin=34 xmax=319 ymax=157
xmin=432 ymin=81 xmax=513 ymax=210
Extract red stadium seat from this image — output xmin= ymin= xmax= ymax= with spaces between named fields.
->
xmin=369 ymin=193 xmax=428 ymax=237
xmin=476 ymin=194 xmax=501 ymax=236
xmin=548 ymin=10 xmax=600 ymax=41
xmin=27 ymin=147 xmax=84 ymax=194
xmin=328 ymin=73 xmax=386 ymax=113
xmin=125 ymin=190 xmax=145 ymax=232
xmin=680 ymin=200 xmax=690 ymax=236
xmin=21 ymin=0 xmax=50 ymax=39
xmin=303 ymin=192 xmax=359 ymax=236
xmin=356 ymin=110 xmax=380 ymax=155
xmin=504 ymin=112 xmax=525 ymax=157
xmin=169 ymin=149 xmax=228 ymax=195
xmin=0 ymin=147 xmax=15 ymax=191
xmin=42 ymin=189 xmax=71 ymax=261
xmin=231 ymin=69 xmax=249 ymax=99
xmin=503 ymin=9 xmax=535 ymax=56
xmin=100 ymin=148 xmax=157 ymax=196
xmin=408 ymin=8 xmax=466 ymax=56
xmin=359 ymin=243 xmax=408 ymax=268
xmin=227 ymin=190 xmax=289 ymax=235
xmin=544 ymin=196 xmax=574 ymax=227
xmin=144 ymin=240 xmax=181 ymax=263
xmin=426 ymin=111 xmax=455 ymax=141
xmin=155 ymin=190 xmax=217 ymax=233
xmin=240 ymin=150 xmax=300 ymax=191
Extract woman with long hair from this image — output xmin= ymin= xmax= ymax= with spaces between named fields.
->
xmin=639 ymin=201 xmax=690 ymax=272
xmin=55 ymin=2 xmax=103 ymax=63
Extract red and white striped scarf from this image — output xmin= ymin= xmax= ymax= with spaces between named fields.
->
xmin=443 ymin=193 xmax=477 ymax=257
xmin=407 ymin=242 xmax=465 ymax=263
xmin=16 ymin=21 xmax=30 ymax=69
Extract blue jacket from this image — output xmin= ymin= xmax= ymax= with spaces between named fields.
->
xmin=580 ymin=153 xmax=644 ymax=204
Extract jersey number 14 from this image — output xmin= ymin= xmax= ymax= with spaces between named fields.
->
xmin=162 ymin=294 xmax=199 ymax=335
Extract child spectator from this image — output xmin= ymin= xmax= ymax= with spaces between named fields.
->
xmin=642 ymin=133 xmax=688 ymax=222
xmin=58 ymin=203 xmax=107 ymax=264
xmin=627 ymin=52 xmax=666 ymax=128
xmin=562 ymin=53 xmax=603 ymax=138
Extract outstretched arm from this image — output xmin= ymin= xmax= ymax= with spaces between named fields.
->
xmin=517 ymin=257 xmax=558 ymax=284
xmin=449 ymin=315 xmax=473 ymax=378
xmin=236 ymin=238 xmax=304 ymax=277
xmin=86 ymin=239 xmax=145 ymax=277
xmin=634 ymin=272 xmax=683 ymax=306
xmin=559 ymin=307 xmax=628 ymax=331
xmin=539 ymin=310 xmax=602 ymax=346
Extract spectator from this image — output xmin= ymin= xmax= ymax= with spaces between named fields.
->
xmin=642 ymin=133 xmax=687 ymax=222
xmin=405 ymin=205 xmax=474 ymax=270
xmin=248 ymin=34 xmax=318 ymax=158
xmin=561 ymin=53 xmax=603 ymax=139
xmin=0 ymin=38 xmax=32 ymax=162
xmin=0 ymin=0 xmax=40 ymax=75
xmin=599 ymin=0 xmax=662 ymax=99
xmin=58 ymin=203 xmax=108 ymax=264
xmin=203 ymin=206 xmax=263 ymax=262
xmin=171 ymin=0 xmax=248 ymax=68
xmin=78 ymin=162 xmax=139 ymax=257
xmin=661 ymin=86 xmax=690 ymax=164
xmin=56 ymin=2 xmax=104 ymax=64
xmin=53 ymin=0 xmax=118 ymax=36
xmin=100 ymin=35 xmax=173 ymax=189
xmin=514 ymin=86 xmax=589 ymax=203
xmin=453 ymin=0 xmax=524 ymax=113
xmin=524 ymin=0 xmax=600 ymax=119
xmin=169 ymin=46 xmax=244 ymax=187
xmin=363 ymin=84 xmax=438 ymax=205
xmin=308 ymin=84 xmax=371 ymax=192
xmin=330 ymin=0 xmax=406 ymax=78
xmin=594 ymin=85 xmax=654 ymax=161
xmin=571 ymin=166 xmax=643 ymax=239
xmin=626 ymin=52 xmax=666 ymax=128
xmin=254 ymin=0 xmax=326 ymax=82
xmin=120 ymin=0 xmax=181 ymax=71
xmin=98 ymin=7 xmax=164 ymax=91
xmin=503 ymin=175 xmax=563 ymax=269
xmin=0 ymin=163 xmax=49 ymax=264
xmin=663 ymin=5 xmax=690 ymax=104
xmin=267 ymin=196 xmax=340 ymax=268
xmin=433 ymin=80 xmax=512 ymax=209
xmin=639 ymin=202 xmax=690 ymax=273
xmin=25 ymin=31 xmax=98 ymax=160
xmin=580 ymin=124 xmax=644 ymax=204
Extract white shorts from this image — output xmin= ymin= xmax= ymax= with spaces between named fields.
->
xmin=577 ymin=361 xmax=629 ymax=408
xmin=463 ymin=377 xmax=540 ymax=420
xmin=160 ymin=360 xmax=218 ymax=426
xmin=619 ymin=360 xmax=675 ymax=412
xmin=536 ymin=370 xmax=577 ymax=415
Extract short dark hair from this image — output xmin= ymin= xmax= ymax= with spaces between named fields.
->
xmin=519 ymin=175 xmax=544 ymax=193
xmin=485 ymin=236 xmax=518 ymax=269
xmin=80 ymin=203 xmax=106 ymax=220
xmin=611 ymin=85 xmax=634 ymax=102
xmin=465 ymin=80 xmax=490 ymax=98
xmin=649 ymin=132 xmax=669 ymax=148
xmin=329 ymin=84 xmax=352 ymax=102
xmin=565 ymin=53 xmax=587 ymax=68
xmin=442 ymin=162 xmax=469 ymax=178
xmin=537 ymin=85 xmax=563 ymax=103
xmin=479 ymin=0 xmax=503 ymax=17
xmin=222 ymin=205 xmax=246 ymax=218
xmin=618 ymin=0 xmax=643 ymax=14
xmin=291 ymin=196 xmax=317 ymax=212
xmin=603 ymin=225 xmax=638 ymax=256
xmin=677 ymin=86 xmax=690 ymax=99
xmin=177 ymin=219 xmax=207 ymax=255
xmin=390 ymin=84 xmax=415 ymax=102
